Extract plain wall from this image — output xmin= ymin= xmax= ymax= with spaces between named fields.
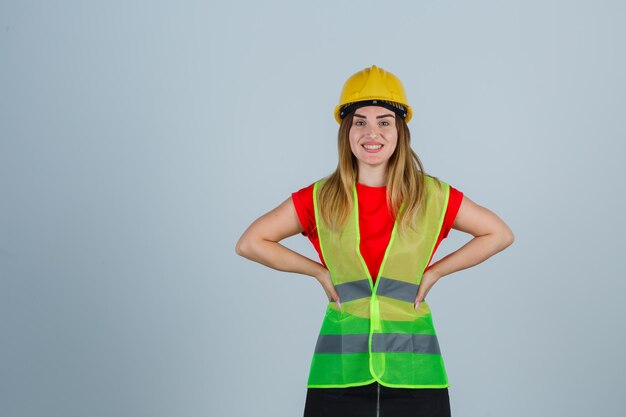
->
xmin=1 ymin=1 xmax=624 ymax=416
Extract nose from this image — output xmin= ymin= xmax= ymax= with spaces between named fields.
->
xmin=366 ymin=125 xmax=380 ymax=138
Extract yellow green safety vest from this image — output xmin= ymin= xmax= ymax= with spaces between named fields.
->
xmin=307 ymin=175 xmax=451 ymax=389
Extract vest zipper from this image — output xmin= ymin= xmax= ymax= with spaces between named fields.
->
xmin=376 ymin=381 xmax=380 ymax=417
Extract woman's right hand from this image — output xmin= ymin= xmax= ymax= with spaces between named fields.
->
xmin=316 ymin=269 xmax=341 ymax=309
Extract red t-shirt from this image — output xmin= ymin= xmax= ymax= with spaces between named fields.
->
xmin=291 ymin=181 xmax=463 ymax=283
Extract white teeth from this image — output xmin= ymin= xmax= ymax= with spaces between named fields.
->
xmin=363 ymin=144 xmax=382 ymax=150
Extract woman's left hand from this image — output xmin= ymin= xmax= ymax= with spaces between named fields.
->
xmin=414 ymin=269 xmax=442 ymax=310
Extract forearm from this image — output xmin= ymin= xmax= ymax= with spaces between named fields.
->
xmin=237 ymin=237 xmax=327 ymax=280
xmin=425 ymin=233 xmax=513 ymax=279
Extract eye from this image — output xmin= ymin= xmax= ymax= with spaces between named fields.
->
xmin=355 ymin=120 xmax=365 ymax=126
xmin=379 ymin=120 xmax=390 ymax=127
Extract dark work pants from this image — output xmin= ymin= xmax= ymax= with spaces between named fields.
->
xmin=303 ymin=381 xmax=451 ymax=417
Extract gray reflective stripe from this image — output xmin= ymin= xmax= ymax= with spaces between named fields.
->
xmin=315 ymin=333 xmax=441 ymax=355
xmin=314 ymin=334 xmax=369 ymax=354
xmin=376 ymin=276 xmax=419 ymax=303
xmin=335 ymin=279 xmax=371 ymax=302
xmin=372 ymin=333 xmax=441 ymax=355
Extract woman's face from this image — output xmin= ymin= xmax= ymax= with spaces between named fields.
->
xmin=348 ymin=105 xmax=399 ymax=170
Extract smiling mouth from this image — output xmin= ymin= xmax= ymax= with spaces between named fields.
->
xmin=362 ymin=144 xmax=383 ymax=153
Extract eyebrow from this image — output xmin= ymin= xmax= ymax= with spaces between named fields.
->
xmin=353 ymin=113 xmax=395 ymax=119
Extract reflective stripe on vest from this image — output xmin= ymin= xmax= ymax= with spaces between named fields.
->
xmin=335 ymin=279 xmax=371 ymax=302
xmin=376 ymin=276 xmax=419 ymax=303
xmin=334 ymin=276 xmax=419 ymax=303
xmin=314 ymin=333 xmax=441 ymax=355
xmin=307 ymin=175 xmax=451 ymax=389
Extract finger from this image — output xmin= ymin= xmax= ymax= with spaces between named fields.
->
xmin=326 ymin=288 xmax=341 ymax=309
xmin=414 ymin=293 xmax=424 ymax=310
xmin=328 ymin=296 xmax=341 ymax=308
xmin=332 ymin=291 xmax=342 ymax=309
xmin=328 ymin=288 xmax=340 ymax=303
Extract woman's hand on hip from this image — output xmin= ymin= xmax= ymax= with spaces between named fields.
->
xmin=414 ymin=269 xmax=442 ymax=310
xmin=316 ymin=269 xmax=341 ymax=309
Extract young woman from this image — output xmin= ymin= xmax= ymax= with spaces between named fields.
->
xmin=236 ymin=65 xmax=514 ymax=417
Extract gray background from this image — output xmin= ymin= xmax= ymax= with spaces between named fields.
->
xmin=1 ymin=1 xmax=624 ymax=416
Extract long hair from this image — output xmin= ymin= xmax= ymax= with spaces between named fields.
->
xmin=317 ymin=110 xmax=443 ymax=238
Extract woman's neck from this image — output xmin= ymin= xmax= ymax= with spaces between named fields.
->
xmin=357 ymin=165 xmax=388 ymax=187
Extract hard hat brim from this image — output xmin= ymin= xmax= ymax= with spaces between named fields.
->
xmin=334 ymin=101 xmax=413 ymax=124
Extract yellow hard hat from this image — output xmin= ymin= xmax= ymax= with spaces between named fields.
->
xmin=333 ymin=65 xmax=413 ymax=124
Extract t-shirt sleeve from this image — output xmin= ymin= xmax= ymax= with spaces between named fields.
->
xmin=291 ymin=183 xmax=316 ymax=237
xmin=441 ymin=185 xmax=464 ymax=239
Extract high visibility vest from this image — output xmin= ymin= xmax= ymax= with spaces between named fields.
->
xmin=307 ymin=175 xmax=451 ymax=389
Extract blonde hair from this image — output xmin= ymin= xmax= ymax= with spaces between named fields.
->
xmin=317 ymin=110 xmax=444 ymax=238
